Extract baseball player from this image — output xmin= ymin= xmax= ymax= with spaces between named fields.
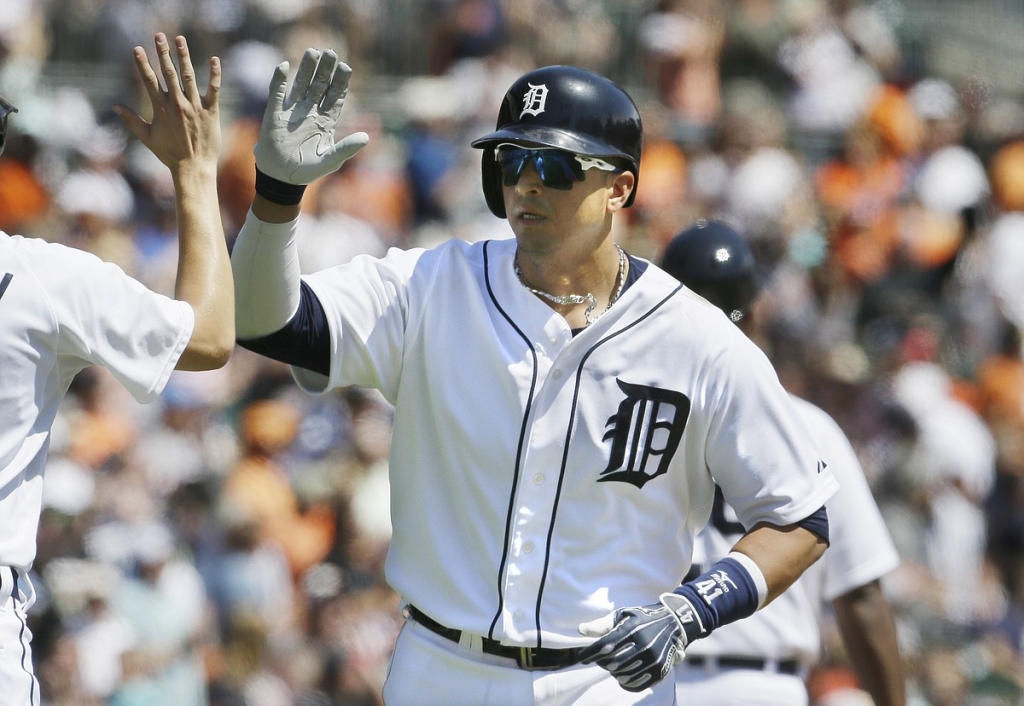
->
xmin=231 ymin=50 xmax=838 ymax=705
xmin=0 ymin=34 xmax=232 ymax=705
xmin=660 ymin=220 xmax=905 ymax=706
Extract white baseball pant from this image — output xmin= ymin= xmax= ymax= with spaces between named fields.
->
xmin=0 ymin=567 xmax=38 ymax=706
xmin=383 ymin=617 xmax=677 ymax=705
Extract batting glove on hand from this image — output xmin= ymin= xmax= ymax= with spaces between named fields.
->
xmin=577 ymin=593 xmax=705 ymax=693
xmin=254 ymin=48 xmax=369 ymax=186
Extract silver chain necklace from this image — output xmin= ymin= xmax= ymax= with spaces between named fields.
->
xmin=514 ymin=245 xmax=629 ymax=326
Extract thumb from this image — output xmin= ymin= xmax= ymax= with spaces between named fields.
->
xmin=578 ymin=611 xmax=618 ymax=638
xmin=321 ymin=131 xmax=370 ymax=173
xmin=112 ymin=104 xmax=149 ymax=143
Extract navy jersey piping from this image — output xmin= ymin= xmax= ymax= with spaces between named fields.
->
xmin=481 ymin=240 xmax=541 ymax=642
xmin=532 ymin=281 xmax=686 ymax=645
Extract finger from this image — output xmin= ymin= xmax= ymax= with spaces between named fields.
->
xmin=154 ymin=33 xmax=182 ymax=98
xmin=202 ymin=55 xmax=222 ymax=111
xmin=132 ymin=45 xmax=163 ymax=104
xmin=173 ymin=35 xmax=200 ymax=104
xmin=578 ymin=612 xmax=617 ymax=637
xmin=264 ymin=61 xmax=290 ymax=121
xmin=322 ymin=61 xmax=353 ymax=114
xmin=322 ymin=132 xmax=370 ymax=172
xmin=285 ymin=48 xmax=321 ymax=108
xmin=112 ymin=103 xmax=150 ymax=143
xmin=308 ymin=49 xmax=338 ymax=109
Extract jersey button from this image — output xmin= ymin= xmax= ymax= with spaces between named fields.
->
xmin=523 ymin=542 xmax=534 ymax=553
xmin=551 ymin=369 xmax=562 ymax=380
xmin=533 ymin=474 xmax=544 ymax=485
xmin=513 ymin=611 xmax=525 ymax=622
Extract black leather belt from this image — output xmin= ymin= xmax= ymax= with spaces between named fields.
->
xmin=407 ymin=605 xmax=582 ymax=671
xmin=686 ymin=655 xmax=802 ymax=675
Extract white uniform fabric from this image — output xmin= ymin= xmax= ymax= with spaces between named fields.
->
xmin=284 ymin=234 xmax=835 ymax=665
xmin=384 ymin=619 xmax=676 ymax=706
xmin=0 ymin=232 xmax=193 ymax=704
xmin=0 ymin=232 xmax=193 ymax=570
xmin=676 ymin=395 xmax=900 ymax=705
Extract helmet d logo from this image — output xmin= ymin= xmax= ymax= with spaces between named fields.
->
xmin=520 ymin=83 xmax=549 ymax=117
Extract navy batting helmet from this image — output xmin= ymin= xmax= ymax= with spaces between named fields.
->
xmin=0 ymin=94 xmax=17 ymax=158
xmin=470 ymin=65 xmax=643 ymax=218
xmin=661 ymin=220 xmax=762 ymax=322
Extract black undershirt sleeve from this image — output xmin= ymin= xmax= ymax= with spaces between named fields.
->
xmin=236 ymin=281 xmax=332 ymax=376
xmin=797 ymin=505 xmax=830 ymax=545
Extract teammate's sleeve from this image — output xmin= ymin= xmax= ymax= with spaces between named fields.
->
xmin=803 ymin=402 xmax=900 ymax=599
xmin=39 ymin=242 xmax=193 ymax=403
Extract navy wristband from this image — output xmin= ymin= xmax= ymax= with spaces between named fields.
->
xmin=670 ymin=555 xmax=763 ymax=644
xmin=255 ymin=167 xmax=307 ymax=206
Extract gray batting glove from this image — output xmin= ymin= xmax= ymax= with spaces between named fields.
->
xmin=578 ymin=593 xmax=704 ymax=692
xmin=254 ymin=48 xmax=369 ymax=185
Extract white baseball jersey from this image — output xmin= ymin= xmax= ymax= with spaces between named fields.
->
xmin=682 ymin=394 xmax=900 ymax=665
xmin=289 ymin=235 xmax=838 ymax=649
xmin=0 ymin=232 xmax=193 ymax=571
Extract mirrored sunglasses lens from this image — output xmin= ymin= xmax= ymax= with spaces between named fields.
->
xmin=496 ymin=147 xmax=583 ymax=190
xmin=534 ymin=152 xmax=579 ymax=190
xmin=496 ymin=147 xmax=529 ymax=186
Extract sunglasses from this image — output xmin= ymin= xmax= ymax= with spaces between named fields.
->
xmin=494 ymin=143 xmax=622 ymax=190
xmin=0 ymin=96 xmax=17 ymax=157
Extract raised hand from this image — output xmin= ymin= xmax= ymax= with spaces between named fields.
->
xmin=253 ymin=48 xmax=370 ymax=186
xmin=115 ymin=33 xmax=221 ymax=176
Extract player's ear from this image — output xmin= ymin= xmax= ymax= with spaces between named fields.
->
xmin=606 ymin=171 xmax=635 ymax=213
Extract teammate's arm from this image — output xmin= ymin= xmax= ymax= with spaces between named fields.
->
xmin=115 ymin=33 xmax=234 ymax=371
xmin=832 ymin=579 xmax=906 ymax=706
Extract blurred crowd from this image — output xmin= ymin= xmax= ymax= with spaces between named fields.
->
xmin=2 ymin=0 xmax=1024 ymax=704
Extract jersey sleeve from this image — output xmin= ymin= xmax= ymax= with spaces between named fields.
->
xmin=793 ymin=399 xmax=901 ymax=599
xmin=291 ymin=245 xmax=431 ymax=402
xmin=37 ymin=241 xmax=193 ymax=403
xmin=704 ymin=334 xmax=838 ymax=529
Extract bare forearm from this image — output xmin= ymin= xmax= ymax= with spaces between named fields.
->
xmin=732 ymin=523 xmax=828 ymax=605
xmin=173 ymin=164 xmax=234 ymax=369
xmin=833 ymin=580 xmax=906 ymax=706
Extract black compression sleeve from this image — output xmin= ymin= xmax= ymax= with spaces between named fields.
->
xmin=236 ymin=281 xmax=332 ymax=376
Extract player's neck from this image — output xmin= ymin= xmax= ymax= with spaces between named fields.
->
xmin=514 ymin=240 xmax=628 ymax=328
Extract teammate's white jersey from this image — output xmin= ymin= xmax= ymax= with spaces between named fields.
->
xmin=290 ymin=235 xmax=838 ymax=649
xmin=683 ymin=394 xmax=900 ymax=665
xmin=0 ymin=232 xmax=193 ymax=570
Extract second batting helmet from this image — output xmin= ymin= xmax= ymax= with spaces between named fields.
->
xmin=470 ymin=65 xmax=643 ymax=218
xmin=661 ymin=220 xmax=762 ymax=322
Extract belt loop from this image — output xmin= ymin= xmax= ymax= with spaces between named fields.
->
xmin=519 ymin=647 xmax=534 ymax=669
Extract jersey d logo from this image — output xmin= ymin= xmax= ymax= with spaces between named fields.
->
xmin=520 ymin=83 xmax=549 ymax=117
xmin=599 ymin=379 xmax=690 ymax=489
